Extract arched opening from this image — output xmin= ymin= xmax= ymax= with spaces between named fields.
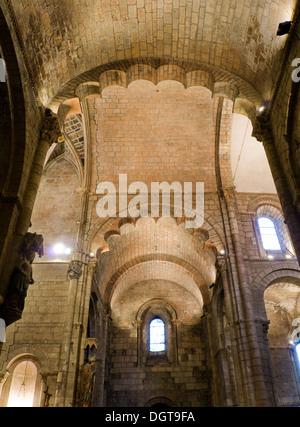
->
xmin=264 ymin=280 xmax=300 ymax=406
xmin=7 ymin=360 xmax=37 ymax=407
xmin=149 ymin=318 xmax=166 ymax=353
xmin=258 ymin=217 xmax=281 ymax=251
xmin=0 ymin=355 xmax=43 ymax=407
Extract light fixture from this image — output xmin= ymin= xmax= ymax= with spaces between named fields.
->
xmin=268 ymin=255 xmax=274 ymax=260
xmin=219 ymin=250 xmax=225 ymax=255
xmin=53 ymin=243 xmax=65 ymax=255
xmin=53 ymin=243 xmax=72 ymax=256
xmin=209 ymin=283 xmax=216 ymax=289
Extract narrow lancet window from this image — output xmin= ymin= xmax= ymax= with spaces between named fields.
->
xmin=149 ymin=318 xmax=166 ymax=352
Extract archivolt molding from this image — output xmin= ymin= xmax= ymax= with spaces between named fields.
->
xmin=246 ymin=195 xmax=283 ymax=215
xmin=252 ymin=265 xmax=300 ymax=292
xmin=49 ymin=58 xmax=263 ymax=112
xmin=55 ymin=62 xmax=260 ymax=124
xmin=3 ymin=345 xmax=53 ymax=374
xmin=94 ymin=217 xmax=217 ymax=308
xmin=136 ymin=298 xmax=178 ymax=324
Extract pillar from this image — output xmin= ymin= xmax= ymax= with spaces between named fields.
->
xmin=253 ymin=115 xmax=300 ymax=264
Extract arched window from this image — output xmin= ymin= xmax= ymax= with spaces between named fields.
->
xmin=149 ymin=318 xmax=166 ymax=352
xmin=258 ymin=217 xmax=281 ymax=251
xmin=7 ymin=361 xmax=38 ymax=407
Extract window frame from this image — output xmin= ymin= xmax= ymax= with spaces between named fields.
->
xmin=136 ymin=300 xmax=178 ymax=366
xmin=149 ymin=317 xmax=167 ymax=354
xmin=254 ymin=205 xmax=295 ymax=259
xmin=257 ymin=216 xmax=281 ymax=252
xmin=0 ymin=355 xmax=43 ymax=408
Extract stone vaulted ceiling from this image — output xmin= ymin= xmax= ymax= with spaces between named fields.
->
xmin=9 ymin=0 xmax=297 ymax=109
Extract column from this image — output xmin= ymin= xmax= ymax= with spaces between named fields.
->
xmin=253 ymin=115 xmax=300 ymax=264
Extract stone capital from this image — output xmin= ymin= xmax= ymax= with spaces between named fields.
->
xmin=252 ymin=115 xmax=273 ymax=145
xmin=224 ymin=186 xmax=237 ymax=201
xmin=40 ymin=117 xmax=61 ymax=148
xmin=67 ymin=260 xmax=83 ymax=279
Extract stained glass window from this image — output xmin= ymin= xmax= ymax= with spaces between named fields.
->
xmin=149 ymin=318 xmax=166 ymax=352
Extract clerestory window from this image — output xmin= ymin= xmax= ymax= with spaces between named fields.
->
xmin=149 ymin=318 xmax=166 ymax=353
xmin=258 ymin=217 xmax=281 ymax=251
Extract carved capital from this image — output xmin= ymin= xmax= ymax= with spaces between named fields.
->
xmin=224 ymin=186 xmax=237 ymax=201
xmin=40 ymin=117 xmax=61 ymax=148
xmin=67 ymin=260 xmax=83 ymax=279
xmin=217 ymin=257 xmax=227 ymax=273
xmin=88 ymin=260 xmax=97 ymax=276
xmin=252 ymin=115 xmax=273 ymax=145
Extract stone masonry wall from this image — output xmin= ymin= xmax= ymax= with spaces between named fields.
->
xmin=106 ymin=322 xmax=212 ymax=407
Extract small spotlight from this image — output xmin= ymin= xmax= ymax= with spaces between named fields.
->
xmin=277 ymin=21 xmax=293 ymax=36
xmin=209 ymin=283 xmax=216 ymax=289
xmin=219 ymin=250 xmax=225 ymax=255
xmin=89 ymin=252 xmax=95 ymax=259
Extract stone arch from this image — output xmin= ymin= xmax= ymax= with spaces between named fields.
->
xmin=246 ymin=195 xmax=283 ymax=215
xmin=252 ymin=266 xmax=300 ymax=322
xmin=144 ymin=396 xmax=175 ymax=407
xmin=261 ymin=273 xmax=300 ymax=406
xmin=253 ymin=266 xmax=300 ymax=292
xmin=0 ymin=353 xmax=44 ymax=407
xmin=103 ymin=254 xmax=211 ymax=309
